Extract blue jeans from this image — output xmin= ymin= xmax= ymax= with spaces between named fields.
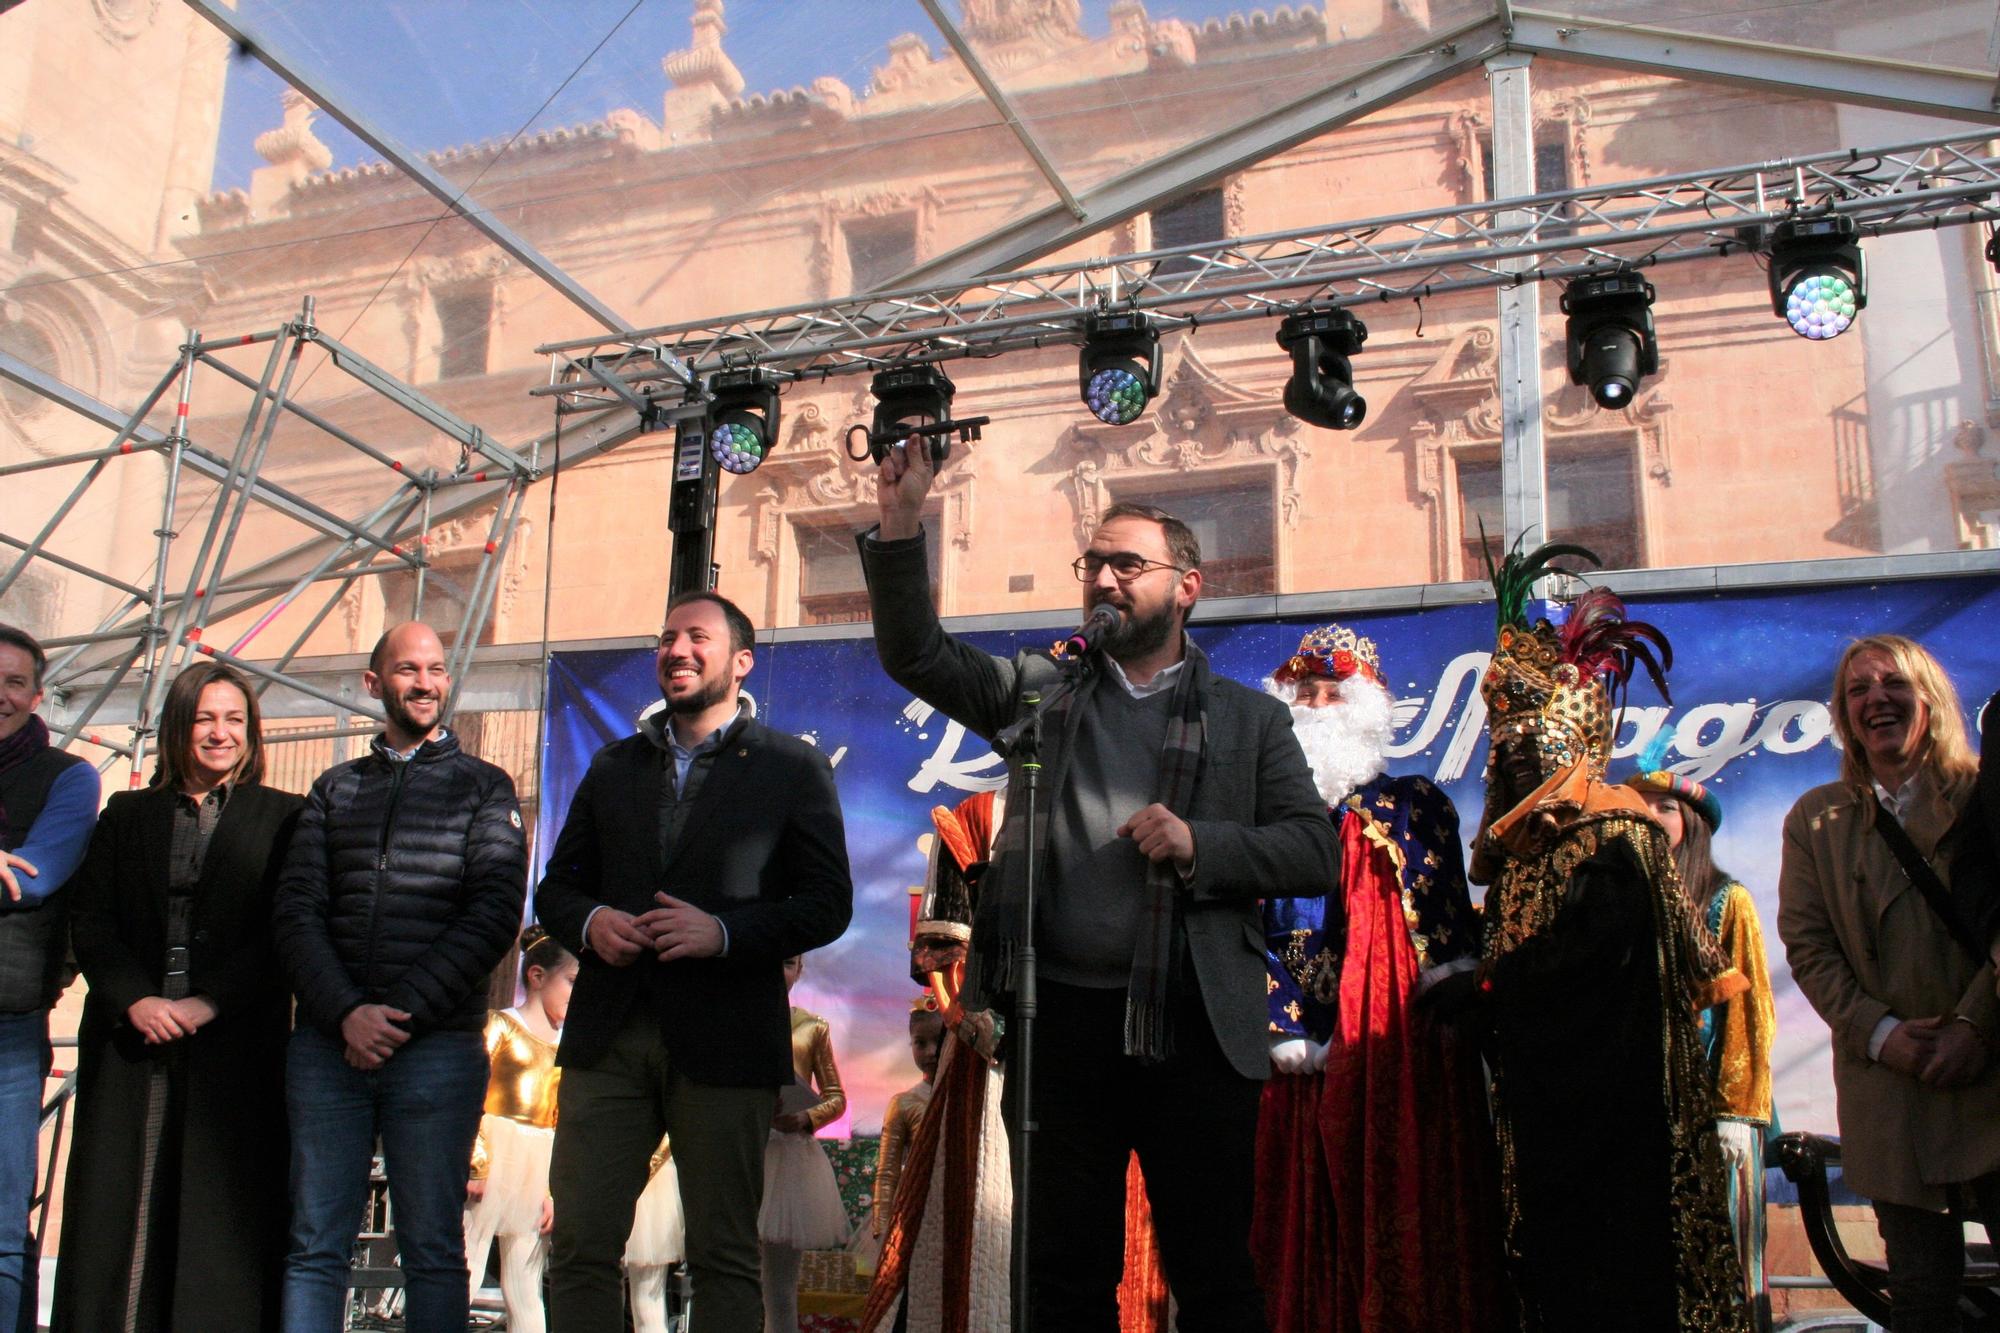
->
xmin=0 ymin=1011 xmax=47 ymax=1333
xmin=281 ymin=1025 xmax=486 ymax=1333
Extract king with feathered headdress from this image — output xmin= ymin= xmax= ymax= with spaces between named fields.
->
xmin=1450 ymin=538 xmax=1752 ymax=1333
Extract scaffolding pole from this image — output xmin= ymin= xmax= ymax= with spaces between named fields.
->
xmin=0 ymin=296 xmax=543 ymax=761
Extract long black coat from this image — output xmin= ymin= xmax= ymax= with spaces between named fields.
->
xmin=535 ymin=714 xmax=854 ymax=1086
xmin=52 ymin=783 xmax=301 ymax=1333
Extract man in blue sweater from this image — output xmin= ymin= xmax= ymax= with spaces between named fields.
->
xmin=0 ymin=625 xmax=98 ymax=1333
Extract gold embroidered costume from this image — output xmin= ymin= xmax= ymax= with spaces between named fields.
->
xmin=1468 ymin=540 xmax=1750 ymax=1333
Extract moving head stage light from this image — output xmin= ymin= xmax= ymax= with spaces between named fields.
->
xmin=1768 ymin=215 xmax=1866 ymax=341
xmin=1562 ymin=270 xmax=1658 ymax=410
xmin=707 ymin=366 xmax=781 ymax=474
xmin=846 ymin=362 xmax=991 ymax=466
xmin=1275 ymin=306 xmax=1367 ymax=431
xmin=1079 ymin=309 xmax=1161 ymax=426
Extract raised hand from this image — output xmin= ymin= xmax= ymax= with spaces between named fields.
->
xmin=874 ymin=434 xmax=935 ymax=541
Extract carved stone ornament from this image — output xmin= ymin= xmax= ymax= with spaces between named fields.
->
xmin=1446 ymin=111 xmax=1487 ymax=204
xmin=255 ymin=90 xmax=334 ymax=175
xmin=416 ymin=250 xmax=513 ymax=289
xmin=1535 ymin=94 xmax=1595 ymax=188
xmin=810 ymin=187 xmax=941 ymax=295
xmin=91 ymin=0 xmax=161 ymax=43
xmin=961 ymin=0 xmax=1084 ymax=58
xmin=1051 ymin=337 xmax=1307 ymax=544
xmin=664 ymin=0 xmax=745 ymax=99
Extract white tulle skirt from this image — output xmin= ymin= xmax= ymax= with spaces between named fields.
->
xmin=758 ymin=1130 xmax=851 ymax=1249
xmin=468 ymin=1115 xmax=554 ymax=1238
xmin=623 ymin=1153 xmax=687 ymax=1267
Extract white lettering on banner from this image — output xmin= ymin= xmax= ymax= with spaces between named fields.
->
xmin=794 ymin=733 xmax=850 ymax=768
xmin=906 ymin=716 xmax=1008 ymax=795
xmin=1378 ymin=651 xmax=1837 ymax=784
xmin=894 ymin=664 xmax=1837 ymax=796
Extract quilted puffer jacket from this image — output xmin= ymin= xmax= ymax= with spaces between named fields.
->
xmin=273 ymin=731 xmax=527 ymax=1039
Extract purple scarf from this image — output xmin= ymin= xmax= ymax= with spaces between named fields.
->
xmin=0 ymin=713 xmax=51 ymax=833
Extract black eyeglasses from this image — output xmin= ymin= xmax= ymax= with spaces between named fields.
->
xmin=1071 ymin=552 xmax=1184 ymax=583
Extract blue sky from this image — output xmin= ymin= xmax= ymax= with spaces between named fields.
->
xmin=214 ymin=0 xmax=1241 ymax=191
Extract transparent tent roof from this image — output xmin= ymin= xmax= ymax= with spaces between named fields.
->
xmin=0 ymin=0 xmax=1988 ymax=404
xmin=182 ymin=0 xmax=2000 ymax=328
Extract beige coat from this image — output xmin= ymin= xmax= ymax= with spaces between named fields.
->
xmin=1777 ymin=773 xmax=2000 ymax=1210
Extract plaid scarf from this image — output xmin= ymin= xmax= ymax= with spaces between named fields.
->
xmin=0 ymin=714 xmax=51 ymax=836
xmin=970 ymin=639 xmax=1209 ymax=1065
xmin=1125 ymin=649 xmax=1206 ymax=1063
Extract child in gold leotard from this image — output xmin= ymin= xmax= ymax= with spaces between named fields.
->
xmin=465 ymin=929 xmax=575 ymax=1333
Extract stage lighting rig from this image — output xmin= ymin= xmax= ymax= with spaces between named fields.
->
xmin=707 ymin=366 xmax=781 ymax=474
xmin=1079 ymin=309 xmax=1161 ymax=426
xmin=1561 ymin=269 xmax=1658 ymax=410
xmin=1768 ymin=215 xmax=1865 ymax=341
xmin=845 ymin=363 xmax=992 ymax=466
xmin=1275 ymin=306 xmax=1367 ymax=431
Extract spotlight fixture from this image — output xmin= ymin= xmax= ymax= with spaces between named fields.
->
xmin=1986 ymin=227 xmax=1999 ymax=273
xmin=1079 ymin=309 xmax=1161 ymax=426
xmin=871 ymin=362 xmax=956 ymax=456
xmin=706 ymin=367 xmax=781 ymax=474
xmin=1768 ymin=215 xmax=1865 ymax=341
xmin=845 ymin=362 xmax=992 ymax=466
xmin=1561 ymin=269 xmax=1658 ymax=410
xmin=1275 ymin=306 xmax=1367 ymax=431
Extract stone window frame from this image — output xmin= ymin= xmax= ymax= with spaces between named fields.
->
xmin=747 ymin=398 xmax=972 ymax=628
xmin=812 ymin=188 xmax=941 ymax=298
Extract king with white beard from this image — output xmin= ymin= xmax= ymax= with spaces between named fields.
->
xmin=1249 ymin=625 xmax=1506 ymax=1333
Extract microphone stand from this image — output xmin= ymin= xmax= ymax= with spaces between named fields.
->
xmin=989 ymin=655 xmax=1093 ymax=1333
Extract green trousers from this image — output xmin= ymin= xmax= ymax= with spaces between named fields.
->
xmin=548 ymin=1010 xmax=777 ymax=1333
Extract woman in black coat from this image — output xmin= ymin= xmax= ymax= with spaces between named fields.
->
xmin=52 ymin=661 xmax=301 ymax=1332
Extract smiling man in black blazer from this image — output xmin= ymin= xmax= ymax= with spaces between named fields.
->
xmin=538 ymin=590 xmax=853 ymax=1332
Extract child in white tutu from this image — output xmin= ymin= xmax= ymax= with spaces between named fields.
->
xmin=465 ymin=929 xmax=576 ymax=1333
xmin=761 ymin=954 xmax=851 ymax=1333
xmin=623 ymin=1137 xmax=685 ymax=1333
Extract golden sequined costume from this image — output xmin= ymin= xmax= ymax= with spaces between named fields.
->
xmin=872 ymin=1079 xmax=934 ymax=1238
xmin=1704 ymin=882 xmax=1775 ymax=1125
xmin=468 ymin=1008 xmax=561 ymax=1239
xmin=1466 ymin=541 xmax=1749 ymax=1333
xmin=758 ymin=1006 xmax=852 ymax=1249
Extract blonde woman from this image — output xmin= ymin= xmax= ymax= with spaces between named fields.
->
xmin=1778 ymin=634 xmax=1999 ymax=1329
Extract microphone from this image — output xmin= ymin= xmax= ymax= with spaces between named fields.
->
xmin=1062 ymin=603 xmax=1122 ymax=658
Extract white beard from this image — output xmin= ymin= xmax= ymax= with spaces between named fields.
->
xmin=1263 ymin=675 xmax=1394 ymax=807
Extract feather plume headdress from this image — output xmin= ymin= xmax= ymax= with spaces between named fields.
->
xmin=1479 ymin=536 xmax=1673 ymax=781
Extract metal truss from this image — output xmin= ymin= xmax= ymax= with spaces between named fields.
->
xmin=0 ymin=298 xmax=543 ymax=778
xmin=536 ymin=130 xmax=2000 ymax=409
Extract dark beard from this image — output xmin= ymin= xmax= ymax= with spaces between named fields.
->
xmin=667 ymin=672 xmax=732 ymax=716
xmin=1101 ymin=598 xmax=1177 ymax=664
xmin=382 ymin=689 xmax=440 ymax=741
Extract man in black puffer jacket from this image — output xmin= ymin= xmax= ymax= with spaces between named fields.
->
xmin=272 ymin=622 xmax=527 ymax=1333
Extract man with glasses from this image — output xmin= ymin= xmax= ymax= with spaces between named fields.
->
xmin=858 ymin=442 xmax=1335 ymax=1330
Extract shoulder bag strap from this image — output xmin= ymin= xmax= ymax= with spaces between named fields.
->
xmin=1872 ymin=793 xmax=1989 ymax=969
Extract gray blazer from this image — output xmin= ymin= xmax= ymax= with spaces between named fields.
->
xmin=859 ymin=527 xmax=1337 ymax=1080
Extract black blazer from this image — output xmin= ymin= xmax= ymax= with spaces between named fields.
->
xmin=534 ymin=714 xmax=853 ymax=1086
